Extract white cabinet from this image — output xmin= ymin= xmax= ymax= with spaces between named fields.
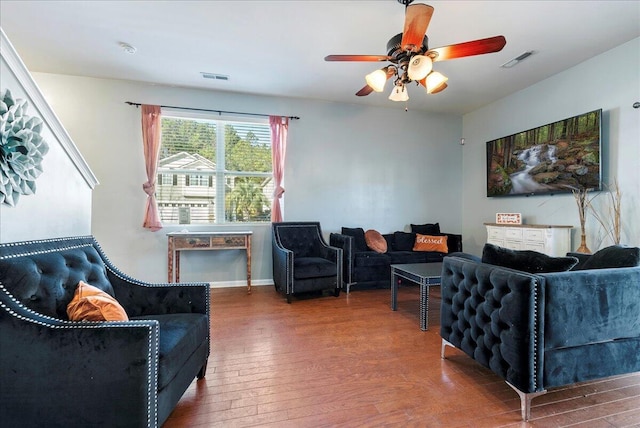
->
xmin=485 ymin=223 xmax=573 ymax=257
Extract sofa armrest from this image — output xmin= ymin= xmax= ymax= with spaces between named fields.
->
xmin=440 ymin=256 xmax=545 ymax=394
xmin=0 ymin=288 xmax=160 ymax=427
xmin=330 ymin=233 xmax=354 ymax=285
xmin=542 ymin=266 xmax=640 ymax=348
xmin=272 ymin=235 xmax=294 ymax=294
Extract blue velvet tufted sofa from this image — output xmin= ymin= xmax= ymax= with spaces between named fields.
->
xmin=330 ymin=223 xmax=462 ymax=292
xmin=0 ymin=236 xmax=210 ymax=427
xmin=439 ymin=250 xmax=640 ymax=421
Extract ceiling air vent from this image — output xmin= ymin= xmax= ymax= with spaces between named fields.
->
xmin=201 ymin=72 xmax=229 ymax=81
xmin=500 ymin=51 xmax=534 ymax=69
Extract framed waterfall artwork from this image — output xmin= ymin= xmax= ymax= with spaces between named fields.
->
xmin=486 ymin=109 xmax=602 ymax=197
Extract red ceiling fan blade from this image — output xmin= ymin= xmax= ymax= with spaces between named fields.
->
xmin=427 ymin=36 xmax=506 ymax=62
xmin=324 ymin=54 xmax=391 ymax=62
xmin=401 ymin=3 xmax=434 ymax=52
xmin=356 ymin=85 xmax=374 ymax=96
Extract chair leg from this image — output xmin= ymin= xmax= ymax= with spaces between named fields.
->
xmin=197 ymin=360 xmax=208 ymax=379
xmin=506 ymin=381 xmax=547 ymax=421
xmin=287 ymin=294 xmax=292 ymax=304
xmin=441 ymin=338 xmax=455 ymax=359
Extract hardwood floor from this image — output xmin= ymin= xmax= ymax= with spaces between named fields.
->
xmin=164 ymin=285 xmax=640 ymax=427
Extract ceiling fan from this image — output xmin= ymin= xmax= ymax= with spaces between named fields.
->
xmin=324 ymin=0 xmax=506 ymax=102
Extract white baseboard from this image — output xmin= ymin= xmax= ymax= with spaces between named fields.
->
xmin=208 ymin=279 xmax=273 ymax=289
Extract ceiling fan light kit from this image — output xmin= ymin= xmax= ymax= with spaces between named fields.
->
xmin=407 ymin=55 xmax=433 ymax=81
xmin=389 ymin=84 xmax=409 ymax=102
xmin=325 ymin=2 xmax=506 ymax=107
xmin=365 ymin=69 xmax=389 ymax=92
xmin=426 ymin=71 xmax=448 ymax=94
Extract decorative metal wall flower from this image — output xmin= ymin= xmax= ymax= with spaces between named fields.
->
xmin=0 ymin=88 xmax=49 ymax=206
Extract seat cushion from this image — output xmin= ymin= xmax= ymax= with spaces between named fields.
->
xmin=388 ymin=251 xmax=427 ymax=264
xmin=354 ymin=251 xmax=390 ymax=267
xmin=294 ymin=257 xmax=337 ymax=279
xmin=131 ymin=313 xmax=209 ymax=390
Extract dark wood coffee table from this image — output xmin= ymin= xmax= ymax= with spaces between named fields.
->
xmin=390 ymin=262 xmax=443 ymax=331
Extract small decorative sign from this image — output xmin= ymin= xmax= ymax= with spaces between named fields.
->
xmin=496 ymin=213 xmax=522 ymax=225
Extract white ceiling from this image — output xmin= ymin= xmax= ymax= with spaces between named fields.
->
xmin=1 ymin=1 xmax=639 ymax=115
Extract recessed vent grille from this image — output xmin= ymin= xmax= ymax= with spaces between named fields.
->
xmin=201 ymin=72 xmax=229 ymax=81
xmin=500 ymin=51 xmax=534 ymax=68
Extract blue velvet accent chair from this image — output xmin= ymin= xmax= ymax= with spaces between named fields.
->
xmin=272 ymin=222 xmax=342 ymax=303
xmin=0 ymin=236 xmax=210 ymax=427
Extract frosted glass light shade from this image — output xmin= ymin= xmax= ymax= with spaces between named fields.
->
xmin=388 ymin=85 xmax=409 ymax=102
xmin=426 ymin=71 xmax=448 ymax=94
xmin=365 ymin=69 xmax=388 ymax=92
xmin=407 ymin=55 xmax=433 ymax=81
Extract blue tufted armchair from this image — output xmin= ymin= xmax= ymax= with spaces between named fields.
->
xmin=272 ymin=222 xmax=342 ymax=303
xmin=0 ymin=236 xmax=210 ymax=427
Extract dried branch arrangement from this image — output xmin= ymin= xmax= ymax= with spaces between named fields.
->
xmin=589 ymin=180 xmax=622 ymax=246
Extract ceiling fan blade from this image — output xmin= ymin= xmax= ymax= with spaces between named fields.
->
xmin=427 ymin=36 xmax=506 ymax=62
xmin=401 ymin=3 xmax=434 ymax=52
xmin=356 ymin=85 xmax=374 ymax=96
xmin=325 ymin=54 xmax=391 ymax=62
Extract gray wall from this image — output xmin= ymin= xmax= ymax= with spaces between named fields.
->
xmin=32 ymin=74 xmax=462 ymax=285
xmin=0 ymin=32 xmax=94 ymax=242
xmin=461 ymin=37 xmax=640 ymax=255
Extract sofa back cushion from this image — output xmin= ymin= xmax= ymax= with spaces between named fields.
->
xmin=0 ymin=238 xmax=114 ymax=319
xmin=342 ymin=227 xmax=368 ymax=252
xmin=411 ymin=223 xmax=441 ymax=235
xmin=571 ymin=245 xmax=640 ymax=270
xmin=394 ymin=232 xmax=417 ymax=251
xmin=482 ymin=243 xmax=578 ymax=273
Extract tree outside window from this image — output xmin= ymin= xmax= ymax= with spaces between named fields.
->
xmin=157 ymin=114 xmax=273 ymax=224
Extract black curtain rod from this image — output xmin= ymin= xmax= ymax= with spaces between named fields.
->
xmin=125 ymin=102 xmax=300 ymax=120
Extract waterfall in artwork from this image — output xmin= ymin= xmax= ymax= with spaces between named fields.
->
xmin=509 ymin=144 xmax=558 ymax=194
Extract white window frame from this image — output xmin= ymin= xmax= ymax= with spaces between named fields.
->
xmin=160 ymin=108 xmax=271 ymax=224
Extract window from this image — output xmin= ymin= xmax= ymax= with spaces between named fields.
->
xmin=157 ymin=111 xmax=273 ymax=224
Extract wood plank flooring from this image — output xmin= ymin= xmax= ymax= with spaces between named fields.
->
xmin=163 ymin=285 xmax=640 ymax=427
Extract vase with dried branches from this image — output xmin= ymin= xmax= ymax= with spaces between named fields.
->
xmin=572 ymin=187 xmax=593 ymax=253
xmin=589 ymin=180 xmax=622 ymax=246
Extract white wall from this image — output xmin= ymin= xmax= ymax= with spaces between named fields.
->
xmin=0 ymin=30 xmax=95 ymax=242
xmin=31 ymin=74 xmax=462 ymax=284
xmin=462 ymin=38 xmax=640 ymax=255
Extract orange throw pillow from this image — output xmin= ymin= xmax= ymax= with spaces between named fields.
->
xmin=413 ymin=234 xmax=448 ymax=253
xmin=67 ymin=281 xmax=129 ymax=321
xmin=364 ymin=229 xmax=387 ymax=253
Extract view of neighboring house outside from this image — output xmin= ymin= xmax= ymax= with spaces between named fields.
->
xmin=156 ymin=114 xmax=273 ymax=224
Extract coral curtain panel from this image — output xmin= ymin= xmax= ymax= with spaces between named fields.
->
xmin=269 ymin=116 xmax=289 ymax=222
xmin=141 ymin=105 xmax=163 ymax=231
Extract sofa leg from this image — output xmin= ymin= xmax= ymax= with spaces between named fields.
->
xmin=287 ymin=294 xmax=292 ymax=304
xmin=505 ymin=381 xmax=547 ymax=421
xmin=334 ymin=288 xmax=340 ymax=297
xmin=197 ymin=360 xmax=208 ymax=379
xmin=440 ymin=338 xmax=455 ymax=359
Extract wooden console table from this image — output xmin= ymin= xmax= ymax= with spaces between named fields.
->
xmin=167 ymin=231 xmax=253 ymax=293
